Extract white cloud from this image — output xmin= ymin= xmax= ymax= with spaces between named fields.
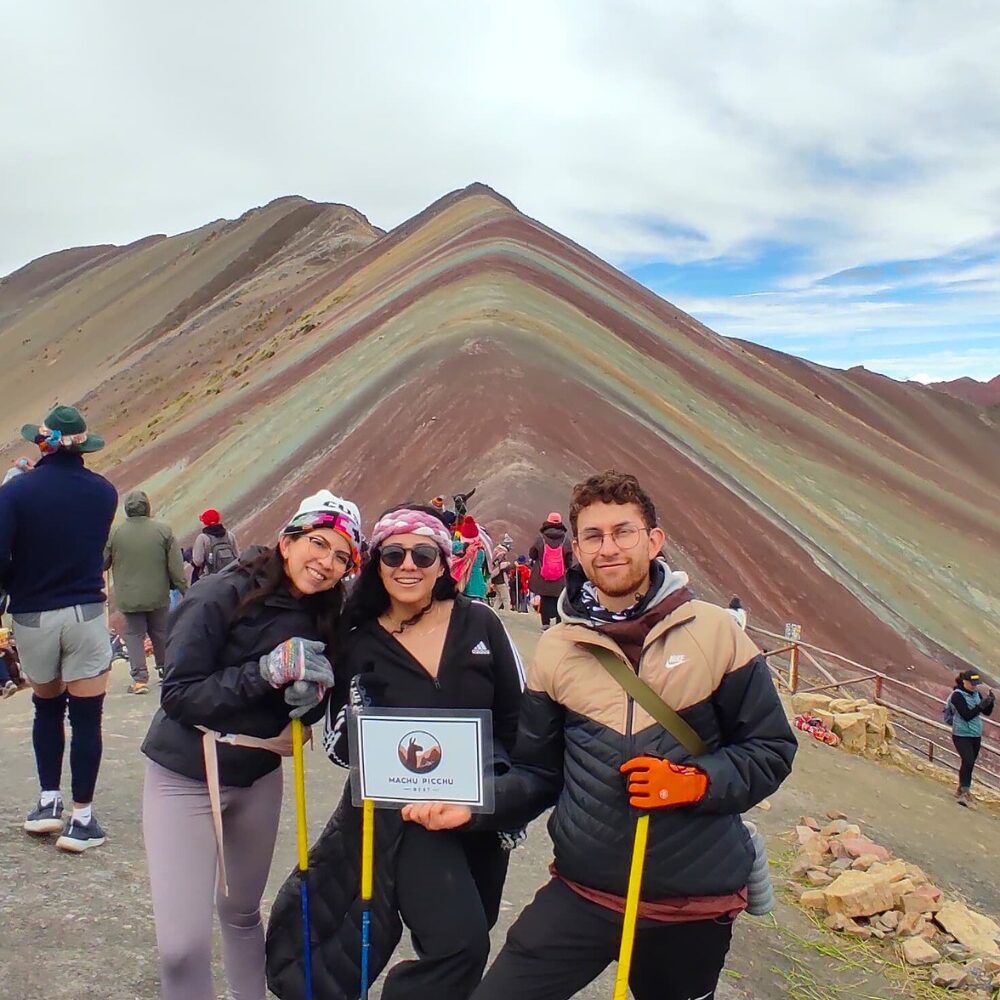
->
xmin=1 ymin=2 xmax=998 ymax=380
xmin=2 ymin=0 xmax=999 ymax=278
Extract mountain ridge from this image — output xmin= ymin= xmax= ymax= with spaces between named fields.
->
xmin=1 ymin=183 xmax=997 ymax=686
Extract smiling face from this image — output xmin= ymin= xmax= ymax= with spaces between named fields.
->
xmin=572 ymin=501 xmax=665 ymax=610
xmin=377 ymin=531 xmax=445 ymax=609
xmin=278 ymin=527 xmax=354 ymax=595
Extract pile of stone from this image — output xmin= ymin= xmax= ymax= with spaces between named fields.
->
xmin=788 ymin=813 xmax=1000 ymax=993
xmin=791 ymin=693 xmax=895 ymax=754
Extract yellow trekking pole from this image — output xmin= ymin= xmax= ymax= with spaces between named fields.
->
xmin=360 ymin=798 xmax=375 ymax=998
xmin=291 ymin=718 xmax=314 ymax=999
xmin=613 ymin=812 xmax=650 ymax=1000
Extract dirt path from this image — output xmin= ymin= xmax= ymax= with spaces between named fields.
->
xmin=0 ymin=611 xmax=995 ymax=999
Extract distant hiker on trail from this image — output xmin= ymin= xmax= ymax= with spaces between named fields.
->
xmin=141 ymin=490 xmax=361 ymax=1000
xmin=431 ymin=494 xmax=457 ymax=530
xmin=516 ymin=555 xmax=531 ymax=612
xmin=191 ymin=507 xmax=239 ymax=582
xmin=453 ymin=515 xmax=490 ymax=602
xmin=276 ymin=503 xmax=523 ymax=1000
xmin=0 ymin=627 xmax=24 ymax=698
xmin=528 ymin=512 xmax=573 ymax=629
xmin=0 ymin=405 xmax=117 ymax=853
xmin=491 ymin=544 xmax=512 ymax=611
xmin=727 ymin=595 xmax=747 ymax=630
xmin=1 ymin=456 xmax=33 ymax=486
xmin=104 ymin=490 xmax=187 ymax=694
xmin=945 ymin=669 xmax=995 ymax=807
xmin=404 ymin=469 xmax=796 ymax=1000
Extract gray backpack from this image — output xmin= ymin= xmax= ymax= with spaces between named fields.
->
xmin=204 ymin=534 xmax=237 ymax=574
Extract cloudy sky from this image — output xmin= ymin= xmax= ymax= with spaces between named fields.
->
xmin=3 ymin=1 xmax=998 ymax=382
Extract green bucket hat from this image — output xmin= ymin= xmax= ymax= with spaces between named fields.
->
xmin=21 ymin=404 xmax=105 ymax=454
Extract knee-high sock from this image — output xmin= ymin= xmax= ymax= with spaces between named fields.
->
xmin=32 ymin=692 xmax=69 ymax=793
xmin=68 ymin=693 xmax=105 ymax=805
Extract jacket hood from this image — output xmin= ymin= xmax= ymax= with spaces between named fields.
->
xmin=540 ymin=523 xmax=568 ymax=543
xmin=124 ymin=490 xmax=150 ymax=517
xmin=559 ymin=557 xmax=691 ymax=627
xmin=202 ymin=522 xmax=228 ymax=538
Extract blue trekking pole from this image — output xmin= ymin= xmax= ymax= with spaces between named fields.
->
xmin=360 ymin=798 xmax=375 ymax=998
xmin=291 ymin=719 xmax=314 ymax=999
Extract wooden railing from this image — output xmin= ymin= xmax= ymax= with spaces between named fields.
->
xmin=751 ymin=625 xmax=1000 ymax=793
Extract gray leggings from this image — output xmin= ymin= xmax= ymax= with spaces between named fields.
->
xmin=143 ymin=758 xmax=283 ymax=1000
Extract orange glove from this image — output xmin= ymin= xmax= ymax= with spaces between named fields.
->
xmin=620 ymin=756 xmax=709 ymax=809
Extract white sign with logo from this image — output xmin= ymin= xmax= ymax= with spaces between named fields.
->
xmin=349 ymin=707 xmax=494 ymax=812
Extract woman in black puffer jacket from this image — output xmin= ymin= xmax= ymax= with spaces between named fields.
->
xmin=141 ymin=491 xmax=363 ymax=1000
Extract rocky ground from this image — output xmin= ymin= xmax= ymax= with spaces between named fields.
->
xmin=1 ymin=612 xmax=997 ymax=999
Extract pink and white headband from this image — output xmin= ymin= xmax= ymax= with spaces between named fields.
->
xmin=370 ymin=508 xmax=454 ymax=560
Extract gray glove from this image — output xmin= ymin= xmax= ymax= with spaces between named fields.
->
xmin=285 ymin=679 xmax=329 ymax=719
xmin=259 ymin=637 xmax=334 ymax=689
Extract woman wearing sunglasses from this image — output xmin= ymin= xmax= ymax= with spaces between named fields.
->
xmin=141 ymin=491 xmax=362 ymax=1000
xmin=325 ymin=504 xmax=525 ymax=1000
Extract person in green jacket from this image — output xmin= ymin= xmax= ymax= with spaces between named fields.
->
xmin=104 ymin=490 xmax=187 ymax=694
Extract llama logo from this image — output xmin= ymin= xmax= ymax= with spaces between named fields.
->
xmin=397 ymin=731 xmax=443 ymax=774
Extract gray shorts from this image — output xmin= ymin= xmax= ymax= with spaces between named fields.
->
xmin=11 ymin=604 xmax=112 ymax=685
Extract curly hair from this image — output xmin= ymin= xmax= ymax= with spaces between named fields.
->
xmin=569 ymin=470 xmax=657 ymax=534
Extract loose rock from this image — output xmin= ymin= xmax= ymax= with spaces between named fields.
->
xmin=930 ymin=963 xmax=967 ymax=989
xmin=901 ymin=937 xmax=941 ymax=966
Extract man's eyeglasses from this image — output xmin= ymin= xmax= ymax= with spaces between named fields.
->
xmin=379 ymin=543 xmax=442 ymax=569
xmin=577 ymin=525 xmax=651 ymax=554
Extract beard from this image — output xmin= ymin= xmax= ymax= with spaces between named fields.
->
xmin=589 ymin=559 xmax=650 ymax=600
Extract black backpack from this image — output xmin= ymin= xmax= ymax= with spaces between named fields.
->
xmin=204 ymin=533 xmax=237 ymax=574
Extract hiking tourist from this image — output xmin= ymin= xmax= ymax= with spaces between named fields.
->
xmin=490 ymin=544 xmax=512 ymax=611
xmin=516 ymin=556 xmax=531 ymax=612
xmin=0 ymin=627 xmax=23 ymax=697
xmin=2 ymin=456 xmax=33 ymax=486
xmin=141 ymin=490 xmax=362 ymax=1000
xmin=315 ymin=503 xmax=524 ymax=1000
xmin=104 ymin=489 xmax=187 ymax=693
xmin=946 ymin=669 xmax=995 ymax=807
xmin=727 ymin=595 xmax=747 ymax=630
xmin=528 ymin=512 xmax=573 ymax=629
xmin=431 ymin=494 xmax=457 ymax=530
xmin=191 ymin=507 xmax=239 ymax=582
xmin=0 ymin=405 xmax=118 ymax=852
xmin=404 ymin=470 xmax=796 ymax=1000
xmin=454 ymin=515 xmax=490 ymax=602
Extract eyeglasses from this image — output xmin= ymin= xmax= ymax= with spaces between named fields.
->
xmin=577 ymin=524 xmax=651 ymax=554
xmin=379 ymin=543 xmax=441 ymax=569
xmin=303 ymin=533 xmax=354 ymax=570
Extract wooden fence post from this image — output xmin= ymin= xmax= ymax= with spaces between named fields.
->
xmin=784 ymin=623 xmax=802 ymax=693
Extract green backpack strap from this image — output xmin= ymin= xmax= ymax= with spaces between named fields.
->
xmin=585 ymin=645 xmax=708 ymax=756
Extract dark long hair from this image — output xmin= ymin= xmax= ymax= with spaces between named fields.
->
xmin=345 ymin=504 xmax=457 ymax=632
xmin=233 ymin=545 xmax=346 ymax=655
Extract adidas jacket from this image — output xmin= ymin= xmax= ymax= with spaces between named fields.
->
xmin=324 ymin=594 xmax=525 ymax=768
xmin=475 ymin=563 xmax=796 ymax=902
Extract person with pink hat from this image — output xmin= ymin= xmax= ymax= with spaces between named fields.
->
xmin=528 ymin=512 xmax=573 ymax=629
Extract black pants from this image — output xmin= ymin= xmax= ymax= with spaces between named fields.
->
xmin=382 ymin=825 xmax=509 ymax=1000
xmin=539 ymin=596 xmax=560 ymax=628
xmin=473 ymin=879 xmax=734 ymax=1000
xmin=953 ymin=735 xmax=982 ymax=789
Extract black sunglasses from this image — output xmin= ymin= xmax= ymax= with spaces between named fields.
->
xmin=379 ymin=543 xmax=441 ymax=570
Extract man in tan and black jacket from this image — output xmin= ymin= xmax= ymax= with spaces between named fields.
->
xmin=404 ymin=469 xmax=796 ymax=1000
